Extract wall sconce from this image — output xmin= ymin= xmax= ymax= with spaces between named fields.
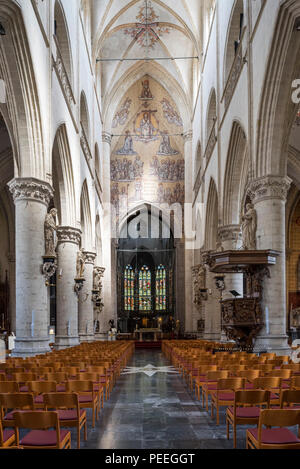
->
xmin=42 ymin=256 xmax=57 ymax=287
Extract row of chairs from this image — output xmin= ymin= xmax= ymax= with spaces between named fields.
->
xmin=163 ymin=340 xmax=300 ymax=449
xmin=0 ymin=341 xmax=134 ymax=449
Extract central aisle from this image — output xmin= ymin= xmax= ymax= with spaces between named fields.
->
xmin=84 ymin=349 xmax=245 ymax=449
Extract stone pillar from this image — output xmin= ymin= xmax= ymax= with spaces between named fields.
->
xmin=203 ymin=270 xmax=221 ymax=341
xmin=7 ymin=252 xmax=16 ymax=334
xmin=247 ymin=176 xmax=291 ymax=354
xmin=8 ymin=178 xmax=53 ymax=356
xmin=78 ymin=251 xmax=96 ymax=342
xmin=55 ymin=227 xmax=81 ymax=349
xmin=101 ymin=132 xmax=116 ymax=333
xmin=184 ymin=131 xmax=194 ymax=332
xmin=218 ymin=225 xmax=243 ymax=342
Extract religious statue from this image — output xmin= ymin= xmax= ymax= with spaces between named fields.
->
xmin=76 ymin=248 xmax=86 ymax=279
xmin=157 ymin=131 xmax=179 ymax=156
xmin=241 ymin=203 xmax=257 ymax=250
xmin=44 ymin=208 xmax=58 ymax=257
xmin=139 ymin=79 xmax=153 ymax=100
xmin=115 ymin=131 xmax=137 ymax=155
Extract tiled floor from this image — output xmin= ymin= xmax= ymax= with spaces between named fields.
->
xmin=77 ymin=349 xmax=249 ymax=449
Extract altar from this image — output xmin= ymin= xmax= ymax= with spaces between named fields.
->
xmin=135 ymin=328 xmax=162 ymax=342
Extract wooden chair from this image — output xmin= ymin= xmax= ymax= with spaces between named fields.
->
xmin=85 ymin=366 xmax=111 ymax=400
xmin=73 ymin=373 xmax=105 ymax=409
xmin=43 ymin=372 xmax=68 ymax=392
xmin=0 ymin=393 xmax=35 ymax=429
xmin=44 ymin=393 xmax=87 ymax=449
xmin=236 ymin=370 xmax=261 ymax=389
xmin=0 ymin=382 xmax=19 ymax=393
xmin=280 ymin=390 xmax=300 ymax=409
xmin=253 ymin=377 xmax=282 ymax=406
xmin=226 ymin=390 xmax=270 ymax=448
xmin=65 ymin=380 xmax=99 ymax=427
xmin=211 ymin=378 xmax=245 ymax=425
xmin=12 ymin=373 xmax=38 ymax=392
xmin=14 ymin=411 xmax=71 ymax=449
xmin=202 ymin=371 xmax=229 ymax=410
xmin=193 ymin=365 xmax=218 ymax=400
xmin=246 ymin=409 xmax=300 ymax=449
xmin=27 ymin=381 xmax=57 ymax=409
xmin=291 ymin=376 xmax=300 ymax=390
xmin=0 ymin=419 xmax=15 ymax=448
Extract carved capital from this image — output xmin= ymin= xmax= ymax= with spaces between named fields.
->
xmin=247 ymin=176 xmax=291 ymax=204
xmin=102 ymin=132 xmax=112 ymax=145
xmin=84 ymin=251 xmax=96 ymax=265
xmin=8 ymin=178 xmax=54 ymax=206
xmin=57 ymin=226 xmax=82 ymax=245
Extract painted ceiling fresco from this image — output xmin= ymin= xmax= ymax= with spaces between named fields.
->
xmin=110 ymin=76 xmax=184 ymax=220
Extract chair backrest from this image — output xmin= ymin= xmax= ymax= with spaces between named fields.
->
xmin=74 ymin=372 xmax=99 ymax=381
xmin=0 ymin=382 xmax=19 ymax=393
xmin=206 ymin=370 xmax=229 ymax=381
xmin=267 ymin=369 xmax=292 ymax=379
xmin=235 ymin=389 xmax=270 ymax=406
xmin=86 ymin=366 xmax=107 ymax=375
xmin=253 ymin=377 xmax=282 ymax=390
xmin=5 ymin=368 xmax=25 ymax=375
xmin=280 ymin=390 xmax=300 ymax=408
xmin=237 ymin=370 xmax=261 ymax=381
xmin=14 ymin=411 xmax=61 ymax=446
xmin=43 ymin=372 xmax=67 ymax=383
xmin=12 ymin=373 xmax=37 ymax=382
xmin=216 ymin=378 xmax=245 ymax=391
xmin=61 ymin=367 xmax=80 ymax=376
xmin=44 ymin=392 xmax=79 ymax=412
xmin=27 ymin=381 xmax=57 ymax=394
xmin=0 ymin=393 xmax=34 ymax=415
xmin=259 ymin=409 xmax=300 ymax=428
xmin=291 ymin=376 xmax=300 ymax=390
xmin=65 ymin=380 xmax=95 ymax=393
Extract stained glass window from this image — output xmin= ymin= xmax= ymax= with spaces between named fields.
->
xmin=139 ymin=265 xmax=152 ymax=311
xmin=124 ymin=265 xmax=134 ymax=311
xmin=155 ymin=265 xmax=166 ymax=311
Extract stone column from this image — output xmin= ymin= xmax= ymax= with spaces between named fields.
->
xmin=7 ymin=252 xmax=16 ymax=334
xmin=101 ymin=132 xmax=116 ymax=334
xmin=8 ymin=178 xmax=53 ymax=356
xmin=218 ymin=225 xmax=243 ymax=341
xmin=247 ymin=176 xmax=291 ymax=354
xmin=203 ymin=270 xmax=221 ymax=341
xmin=184 ymin=131 xmax=194 ymax=332
xmin=55 ymin=227 xmax=81 ymax=349
xmin=78 ymin=251 xmax=96 ymax=342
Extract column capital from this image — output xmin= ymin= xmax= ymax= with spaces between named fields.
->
xmin=183 ymin=130 xmax=193 ymax=142
xmin=84 ymin=251 xmax=97 ymax=265
xmin=247 ymin=176 xmax=292 ymax=204
xmin=218 ymin=224 xmax=242 ymax=243
xmin=57 ymin=226 xmax=82 ymax=245
xmin=102 ymin=132 xmax=112 ymax=145
xmin=8 ymin=177 xmax=54 ymax=206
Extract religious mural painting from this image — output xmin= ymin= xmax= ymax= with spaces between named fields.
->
xmin=123 ymin=0 xmax=172 ymax=50
xmin=110 ymin=77 xmax=184 ymax=222
xmin=112 ymin=97 xmax=132 ymax=128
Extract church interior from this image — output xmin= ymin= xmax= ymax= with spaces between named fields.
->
xmin=0 ymin=0 xmax=300 ymax=451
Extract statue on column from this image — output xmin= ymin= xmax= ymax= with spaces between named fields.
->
xmin=76 ymin=248 xmax=86 ymax=279
xmin=44 ymin=208 xmax=58 ymax=257
xmin=241 ymin=203 xmax=257 ymax=250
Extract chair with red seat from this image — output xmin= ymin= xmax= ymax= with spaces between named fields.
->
xmin=236 ymin=370 xmax=261 ymax=389
xmin=0 ymin=419 xmax=15 ymax=448
xmin=280 ymin=390 xmax=300 ymax=409
xmin=44 ymin=393 xmax=87 ymax=449
xmin=246 ymin=409 xmax=300 ymax=449
xmin=226 ymin=390 xmax=270 ymax=449
xmin=43 ymin=372 xmax=68 ymax=392
xmin=202 ymin=371 xmax=229 ymax=411
xmin=291 ymin=376 xmax=300 ymax=390
xmin=0 ymin=393 xmax=35 ymax=429
xmin=12 ymin=373 xmax=38 ymax=392
xmin=27 ymin=381 xmax=57 ymax=409
xmin=211 ymin=378 xmax=245 ymax=425
xmin=65 ymin=380 xmax=99 ymax=427
xmin=73 ymin=373 xmax=105 ymax=409
xmin=14 ymin=411 xmax=71 ymax=449
xmin=0 ymin=382 xmax=19 ymax=394
xmin=253 ymin=377 xmax=282 ymax=406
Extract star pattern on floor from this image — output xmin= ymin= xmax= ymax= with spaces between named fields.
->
xmin=122 ymin=364 xmax=178 ymax=377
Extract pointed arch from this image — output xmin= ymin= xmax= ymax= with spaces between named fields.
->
xmin=52 ymin=124 xmax=76 ymax=226
xmin=256 ymin=1 xmax=300 ymax=177
xmin=224 ymin=0 xmax=245 ymax=85
xmin=0 ymin=0 xmax=45 ymax=178
xmin=205 ymin=178 xmax=219 ymax=250
xmin=80 ymin=180 xmax=93 ymax=250
xmin=205 ymin=88 xmax=217 ymax=145
xmin=54 ymin=0 xmax=74 ymax=87
xmin=223 ymin=121 xmax=248 ymax=225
